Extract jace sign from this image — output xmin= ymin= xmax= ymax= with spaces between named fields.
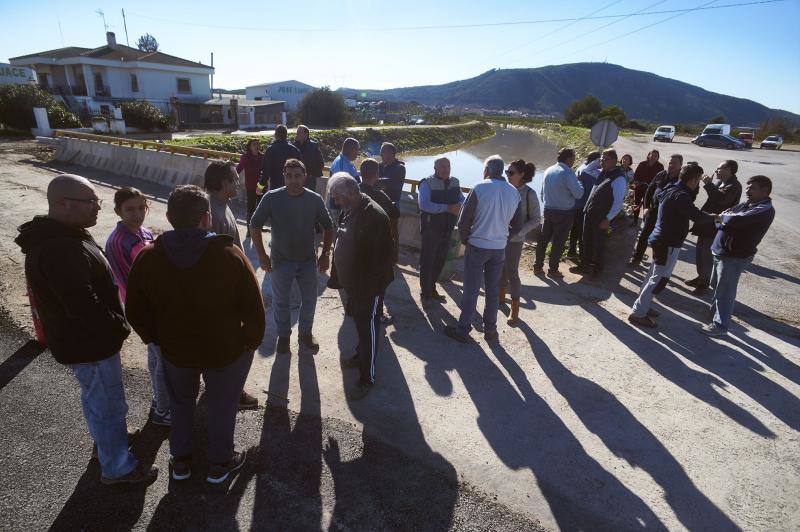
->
xmin=0 ymin=63 xmax=34 ymax=85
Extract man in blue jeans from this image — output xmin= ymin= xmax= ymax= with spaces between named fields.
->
xmin=701 ymin=175 xmax=775 ymax=337
xmin=15 ymin=174 xmax=157 ymax=485
xmin=251 ymin=159 xmax=334 ymax=354
xmin=445 ymin=155 xmax=523 ymax=343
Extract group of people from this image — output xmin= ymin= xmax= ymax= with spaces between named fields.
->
xmin=14 ymin=125 xmax=775 ymax=487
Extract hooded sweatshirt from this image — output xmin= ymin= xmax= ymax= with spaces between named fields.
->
xmin=125 ymin=229 xmax=265 ymax=368
xmin=15 ymin=216 xmax=130 ymax=364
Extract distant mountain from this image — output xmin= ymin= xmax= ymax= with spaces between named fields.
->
xmin=340 ymin=63 xmax=799 ymax=126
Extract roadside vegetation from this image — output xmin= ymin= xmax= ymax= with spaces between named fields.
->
xmin=0 ymin=84 xmax=81 ymax=130
xmin=167 ymin=121 xmax=495 ymax=160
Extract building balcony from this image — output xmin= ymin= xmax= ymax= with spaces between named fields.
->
xmin=94 ymin=85 xmax=112 ymax=98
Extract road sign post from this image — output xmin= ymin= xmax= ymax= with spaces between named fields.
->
xmin=590 ymin=119 xmax=620 ymax=148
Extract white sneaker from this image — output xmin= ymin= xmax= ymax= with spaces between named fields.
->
xmin=699 ymin=323 xmax=727 ymax=337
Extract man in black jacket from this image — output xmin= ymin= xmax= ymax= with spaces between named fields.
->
xmin=258 ymin=125 xmax=302 ymax=194
xmin=686 ymin=160 xmax=742 ymax=295
xmin=628 ymin=164 xmax=715 ymax=328
xmin=14 ymin=174 xmax=157 ymax=485
xmin=701 ymin=175 xmax=775 ymax=337
xmin=327 ymin=173 xmax=394 ymax=400
xmin=628 ymin=154 xmax=682 ymax=266
xmin=378 ymin=142 xmax=406 ymax=205
xmin=295 ymin=124 xmax=324 ymax=190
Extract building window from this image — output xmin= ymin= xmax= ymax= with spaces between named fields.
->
xmin=130 ymin=74 xmax=139 ymax=92
xmin=176 ymin=78 xmax=192 ymax=94
xmin=38 ymin=73 xmax=50 ymax=88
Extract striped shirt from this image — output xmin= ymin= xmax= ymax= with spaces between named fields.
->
xmin=105 ymin=221 xmax=153 ymax=302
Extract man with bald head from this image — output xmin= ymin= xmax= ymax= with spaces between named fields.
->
xmin=417 ymin=157 xmax=464 ymax=302
xmin=15 ymin=174 xmax=157 ymax=484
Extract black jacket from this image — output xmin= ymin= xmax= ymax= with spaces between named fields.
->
xmin=14 ymin=216 xmax=130 ymax=364
xmin=296 ymin=138 xmax=325 ymax=180
xmin=649 ymin=183 xmax=714 ymax=248
xmin=378 ymin=160 xmax=406 ymax=203
xmin=691 ymin=176 xmax=743 ymax=237
xmin=643 ymin=170 xmax=678 ymax=211
xmin=327 ymin=195 xmax=395 ymax=298
xmin=260 ymin=139 xmax=302 ymax=190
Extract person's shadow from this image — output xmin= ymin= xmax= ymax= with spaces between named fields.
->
xmin=324 ymin=325 xmax=459 ymax=530
xmin=516 ymin=320 xmax=740 ymax=531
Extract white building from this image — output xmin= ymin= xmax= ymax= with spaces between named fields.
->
xmin=245 ymin=80 xmax=315 ymax=112
xmin=9 ymin=32 xmax=213 ymax=117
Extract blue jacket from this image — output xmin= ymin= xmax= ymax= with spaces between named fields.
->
xmin=649 ymin=183 xmax=714 ymax=248
xmin=712 ymin=199 xmax=775 ymax=258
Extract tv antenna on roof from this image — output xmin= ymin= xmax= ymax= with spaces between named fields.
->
xmin=96 ymin=9 xmax=108 ymax=32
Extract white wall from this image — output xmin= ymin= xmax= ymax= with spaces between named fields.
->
xmin=96 ymin=66 xmax=210 ymax=102
xmin=245 ymin=80 xmax=314 ymax=111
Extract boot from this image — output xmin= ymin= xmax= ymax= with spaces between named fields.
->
xmin=499 ymin=286 xmax=506 ymax=305
xmin=507 ymin=299 xmax=520 ymax=326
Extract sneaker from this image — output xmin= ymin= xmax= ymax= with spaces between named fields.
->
xmin=170 ymin=457 xmax=192 ymax=481
xmin=547 ymin=269 xmax=564 ymax=279
xmin=444 ymin=326 xmax=469 ymax=344
xmin=298 ymin=333 xmax=319 ymax=350
xmin=627 ymin=258 xmax=641 ymax=268
xmin=685 ymin=277 xmax=701 ymax=287
xmin=100 ymin=463 xmax=159 ymax=485
xmin=150 ymin=409 xmax=171 ymax=427
xmin=692 ymin=285 xmax=708 ymax=296
xmin=533 ymin=266 xmax=545 ymax=276
xmin=347 ymin=381 xmax=373 ymax=401
xmin=484 ymin=330 xmax=499 ymax=342
xmin=569 ymin=264 xmax=591 ymax=275
xmin=207 ymin=450 xmax=247 ymax=484
xmin=699 ymin=323 xmax=727 ymax=337
xmin=276 ymin=336 xmax=291 ymax=354
xmin=646 ymin=308 xmax=661 ymax=318
xmin=92 ymin=429 xmax=140 ymax=459
xmin=238 ymin=390 xmax=259 ymax=411
xmin=628 ymin=314 xmax=658 ymax=328
xmin=342 ymin=354 xmax=360 ymax=369
xmin=566 ymin=251 xmax=580 ymax=261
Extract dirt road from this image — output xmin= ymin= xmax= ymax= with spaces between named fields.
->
xmin=1 ymin=140 xmax=798 ymax=530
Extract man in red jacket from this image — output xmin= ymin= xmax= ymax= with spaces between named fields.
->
xmin=127 ymin=185 xmax=265 ymax=484
xmin=630 ymin=150 xmax=664 ymax=226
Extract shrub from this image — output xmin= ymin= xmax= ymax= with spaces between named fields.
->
xmin=120 ymin=100 xmax=170 ymax=130
xmin=0 ymin=84 xmax=81 ymax=130
xmin=297 ymin=87 xmax=350 ymax=128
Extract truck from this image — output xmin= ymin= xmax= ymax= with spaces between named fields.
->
xmin=736 ymin=127 xmax=756 ymax=147
xmin=702 ymin=123 xmax=731 ymax=136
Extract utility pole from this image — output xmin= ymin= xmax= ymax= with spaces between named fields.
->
xmin=121 ymin=9 xmax=130 ymax=46
xmin=210 ymin=52 xmax=214 ymax=96
xmin=95 ymin=9 xmax=108 ymax=33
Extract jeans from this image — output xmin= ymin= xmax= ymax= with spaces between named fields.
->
xmin=271 ymin=258 xmax=319 ymax=337
xmin=710 ymin=254 xmax=752 ymax=329
xmin=631 ymin=245 xmax=681 ymax=317
xmin=535 ymin=209 xmax=573 ymax=271
xmin=458 ymin=244 xmax=505 ymax=334
xmin=70 ymin=353 xmax=138 ymax=479
xmin=163 ymin=350 xmax=254 ymax=465
xmin=633 ymin=211 xmax=658 ymax=260
xmin=246 ymin=189 xmax=259 ymax=226
xmin=695 ymin=235 xmax=715 ymax=285
xmin=501 ymin=241 xmax=524 ymax=299
xmin=579 ymin=215 xmax=608 ymax=271
xmin=147 ymin=344 xmax=170 ymax=415
xmin=567 ymin=208 xmax=585 ymax=255
xmin=419 ymin=227 xmax=452 ymax=295
xmin=349 ymin=292 xmax=384 ymax=385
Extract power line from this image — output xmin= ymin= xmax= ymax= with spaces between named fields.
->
xmin=125 ymin=0 xmax=785 ymax=33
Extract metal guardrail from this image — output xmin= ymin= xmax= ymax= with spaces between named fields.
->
xmin=53 ymin=130 xmax=471 ymax=194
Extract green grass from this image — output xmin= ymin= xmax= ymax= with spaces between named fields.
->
xmin=166 ymin=122 xmax=494 ymax=161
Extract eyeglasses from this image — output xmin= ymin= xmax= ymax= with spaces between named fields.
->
xmin=505 ymin=169 xmax=517 ymax=176
xmin=65 ymin=197 xmax=102 ymax=207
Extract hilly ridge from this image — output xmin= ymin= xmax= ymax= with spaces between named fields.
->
xmin=341 ymin=63 xmax=799 ymax=126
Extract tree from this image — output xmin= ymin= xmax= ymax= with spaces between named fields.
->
xmin=137 ymin=33 xmax=159 ymax=52
xmin=598 ymin=105 xmax=627 ymax=127
xmin=564 ymin=95 xmax=602 ymax=125
xmin=297 ymin=87 xmax=349 ymax=128
xmin=707 ymin=115 xmax=726 ymax=124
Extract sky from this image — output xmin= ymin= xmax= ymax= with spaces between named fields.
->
xmin=1 ymin=0 xmax=799 ymax=113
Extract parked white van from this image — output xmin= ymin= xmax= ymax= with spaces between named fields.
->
xmin=702 ymin=123 xmax=731 ymax=136
xmin=653 ymin=125 xmax=676 ymax=142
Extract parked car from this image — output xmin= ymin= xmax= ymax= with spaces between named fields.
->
xmin=653 ymin=125 xmax=676 ymax=142
xmin=760 ymin=135 xmax=784 ymax=149
xmin=692 ymin=133 xmax=746 ymax=150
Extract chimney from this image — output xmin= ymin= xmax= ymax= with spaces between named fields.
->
xmin=106 ymin=32 xmax=117 ymax=49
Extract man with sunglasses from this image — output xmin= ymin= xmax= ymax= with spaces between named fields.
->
xmin=15 ymin=174 xmax=158 ymax=485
